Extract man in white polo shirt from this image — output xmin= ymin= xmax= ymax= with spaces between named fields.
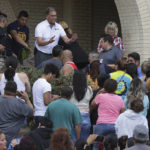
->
xmin=34 ymin=7 xmax=77 ymax=67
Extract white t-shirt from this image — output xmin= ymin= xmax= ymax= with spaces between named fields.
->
xmin=70 ymin=86 xmax=93 ymax=113
xmin=35 ymin=20 xmax=66 ymax=54
xmin=32 ymin=78 xmax=51 ymax=116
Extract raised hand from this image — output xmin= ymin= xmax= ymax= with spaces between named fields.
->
xmin=49 ymin=36 xmax=55 ymax=43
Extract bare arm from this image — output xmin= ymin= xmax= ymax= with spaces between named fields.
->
xmin=62 ymin=35 xmax=71 ymax=44
xmin=90 ymin=99 xmax=98 ymax=112
xmin=43 ymin=91 xmax=59 ymax=106
xmin=62 ymin=33 xmax=78 ymax=44
xmin=18 ymin=72 xmax=31 ymax=93
xmin=107 ymin=64 xmax=117 ymax=70
xmin=75 ymin=124 xmax=81 ymax=140
xmin=36 ymin=36 xmax=55 ymax=46
xmin=10 ymin=30 xmax=28 ymax=47
xmin=87 ymin=134 xmax=98 ymax=145
xmin=20 ymin=91 xmax=33 ymax=109
xmin=0 ymin=73 xmax=2 ymax=81
xmin=0 ymin=44 xmax=5 ymax=51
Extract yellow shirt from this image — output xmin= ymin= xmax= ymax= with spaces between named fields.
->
xmin=87 ymin=75 xmax=99 ymax=91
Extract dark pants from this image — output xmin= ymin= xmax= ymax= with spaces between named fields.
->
xmin=34 ymin=116 xmax=44 ymax=128
xmin=34 ymin=47 xmax=53 ymax=67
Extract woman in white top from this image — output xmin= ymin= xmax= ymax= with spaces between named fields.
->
xmin=0 ymin=56 xmax=30 ymax=95
xmin=124 ymin=78 xmax=149 ymax=117
xmin=70 ymin=70 xmax=93 ymax=140
xmin=115 ymin=99 xmax=148 ymax=138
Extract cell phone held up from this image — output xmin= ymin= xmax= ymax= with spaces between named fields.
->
xmin=16 ymin=91 xmax=22 ymax=97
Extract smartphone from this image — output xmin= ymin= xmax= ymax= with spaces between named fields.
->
xmin=16 ymin=91 xmax=22 ymax=97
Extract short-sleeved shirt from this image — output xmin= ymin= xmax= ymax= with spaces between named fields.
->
xmin=7 ymin=21 xmax=29 ymax=54
xmin=32 ymin=78 xmax=52 ymax=116
xmin=99 ymin=46 xmax=123 ymax=65
xmin=45 ymin=99 xmax=82 ymax=137
xmin=94 ymin=93 xmax=124 ymax=125
xmin=0 ymin=96 xmax=33 ymax=144
xmin=0 ymin=27 xmax=13 ymax=56
xmin=35 ymin=20 xmax=66 ymax=54
xmin=110 ymin=70 xmax=132 ymax=100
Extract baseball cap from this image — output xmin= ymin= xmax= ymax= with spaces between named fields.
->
xmin=133 ymin=125 xmax=149 ymax=142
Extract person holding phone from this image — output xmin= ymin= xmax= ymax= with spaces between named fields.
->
xmin=34 ymin=7 xmax=77 ymax=67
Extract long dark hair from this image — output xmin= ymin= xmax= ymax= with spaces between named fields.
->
xmin=4 ymin=56 xmax=18 ymax=81
xmin=50 ymin=128 xmax=73 ymax=150
xmin=89 ymin=60 xmax=100 ymax=81
xmin=73 ymin=70 xmax=87 ymax=101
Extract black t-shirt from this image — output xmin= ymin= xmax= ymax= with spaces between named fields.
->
xmin=7 ymin=20 xmax=29 ymax=55
xmin=0 ymin=27 xmax=13 ymax=56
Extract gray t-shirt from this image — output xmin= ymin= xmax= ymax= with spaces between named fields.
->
xmin=0 ymin=96 xmax=33 ymax=144
xmin=37 ymin=58 xmax=62 ymax=70
xmin=99 ymin=46 xmax=123 ymax=65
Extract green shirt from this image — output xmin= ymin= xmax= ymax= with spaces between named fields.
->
xmin=45 ymin=99 xmax=82 ymax=137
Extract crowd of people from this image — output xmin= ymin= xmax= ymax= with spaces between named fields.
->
xmin=0 ymin=5 xmax=150 ymax=150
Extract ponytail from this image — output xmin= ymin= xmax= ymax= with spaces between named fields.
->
xmin=4 ymin=66 xmax=15 ymax=81
xmin=4 ymin=56 xmax=18 ymax=81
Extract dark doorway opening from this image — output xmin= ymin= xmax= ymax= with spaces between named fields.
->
xmin=92 ymin=0 xmax=121 ymax=50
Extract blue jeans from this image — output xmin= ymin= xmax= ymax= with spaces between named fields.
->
xmin=93 ymin=123 xmax=115 ymax=150
xmin=72 ymin=113 xmax=91 ymax=141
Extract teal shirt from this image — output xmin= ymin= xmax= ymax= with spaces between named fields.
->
xmin=45 ymin=99 xmax=82 ymax=137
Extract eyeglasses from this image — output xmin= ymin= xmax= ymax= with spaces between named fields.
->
xmin=49 ymin=15 xmax=57 ymax=17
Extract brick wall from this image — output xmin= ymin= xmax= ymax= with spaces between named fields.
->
xmin=72 ymin=0 xmax=92 ymax=52
xmin=8 ymin=0 xmax=63 ymax=49
xmin=115 ymin=0 xmax=150 ymax=62
xmin=1 ymin=0 xmax=150 ymax=62
xmin=0 ymin=0 xmax=16 ymax=23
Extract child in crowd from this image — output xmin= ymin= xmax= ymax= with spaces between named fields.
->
xmin=8 ymin=125 xmax=30 ymax=150
xmin=0 ymin=130 xmax=7 ymax=150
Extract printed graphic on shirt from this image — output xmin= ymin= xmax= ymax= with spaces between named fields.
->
xmin=18 ymin=32 xmax=26 ymax=41
xmin=116 ymin=80 xmax=127 ymax=96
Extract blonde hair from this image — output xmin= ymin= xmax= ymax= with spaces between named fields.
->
xmin=104 ymin=21 xmax=118 ymax=36
xmin=59 ymin=21 xmax=72 ymax=35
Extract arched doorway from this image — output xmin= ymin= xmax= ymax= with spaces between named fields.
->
xmin=92 ymin=0 xmax=121 ymax=50
xmin=115 ymin=0 xmax=143 ymax=58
